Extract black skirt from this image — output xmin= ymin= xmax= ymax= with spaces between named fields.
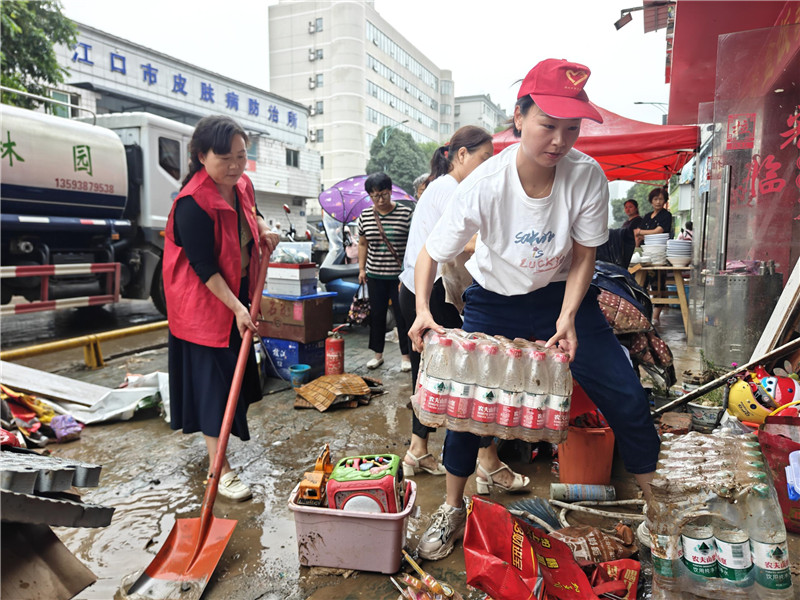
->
xmin=168 ymin=282 xmax=262 ymax=441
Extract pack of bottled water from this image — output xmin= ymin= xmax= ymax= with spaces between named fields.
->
xmin=649 ymin=431 xmax=793 ymax=599
xmin=414 ymin=328 xmax=573 ymax=443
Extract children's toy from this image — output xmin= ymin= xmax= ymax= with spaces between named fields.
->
xmin=297 ymin=444 xmax=333 ymax=506
xmin=326 ymin=454 xmax=403 ymax=513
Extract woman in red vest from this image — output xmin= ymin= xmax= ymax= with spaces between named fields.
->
xmin=163 ymin=116 xmax=279 ymax=501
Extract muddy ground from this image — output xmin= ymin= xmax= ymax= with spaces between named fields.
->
xmin=4 ymin=302 xmax=800 ymax=599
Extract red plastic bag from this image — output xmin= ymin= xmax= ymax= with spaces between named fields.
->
xmin=589 ymin=559 xmax=640 ymax=599
xmin=465 ymin=496 xmax=606 ymax=600
xmin=758 ymin=415 xmax=800 ymax=533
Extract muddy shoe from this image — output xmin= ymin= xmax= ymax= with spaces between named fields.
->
xmin=417 ymin=499 xmax=467 ymax=560
xmin=218 ymin=471 xmax=252 ymax=501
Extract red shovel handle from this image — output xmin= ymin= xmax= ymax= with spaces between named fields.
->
xmin=197 ymin=242 xmax=270 ymax=529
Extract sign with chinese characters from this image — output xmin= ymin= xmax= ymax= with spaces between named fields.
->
xmin=59 ymin=27 xmax=306 ymax=144
xmin=726 ymin=113 xmax=756 ymax=150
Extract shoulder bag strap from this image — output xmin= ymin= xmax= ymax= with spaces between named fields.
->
xmin=373 ymin=211 xmax=403 ymax=267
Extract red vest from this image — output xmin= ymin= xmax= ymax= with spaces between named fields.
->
xmin=163 ymin=170 xmax=260 ymax=347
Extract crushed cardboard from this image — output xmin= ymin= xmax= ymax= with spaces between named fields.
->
xmin=293 ymin=374 xmax=384 ymax=412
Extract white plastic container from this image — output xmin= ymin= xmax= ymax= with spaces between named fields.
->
xmin=288 ymin=480 xmax=416 ymax=574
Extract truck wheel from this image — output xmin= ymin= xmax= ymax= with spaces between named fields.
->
xmin=151 ymin=261 xmax=167 ymax=317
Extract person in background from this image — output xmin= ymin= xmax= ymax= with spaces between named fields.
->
xmin=408 ymin=59 xmax=659 ymax=561
xmin=163 ymin=115 xmax=280 ymax=502
xmin=413 ymin=172 xmax=431 ymax=199
xmin=677 ymin=220 xmax=693 ymax=241
xmin=637 ymin=187 xmax=673 ymax=324
xmin=621 ymin=198 xmax=644 ymax=245
xmin=357 ymin=172 xmax=413 ymax=371
xmin=398 ymin=126 xmax=529 ymax=495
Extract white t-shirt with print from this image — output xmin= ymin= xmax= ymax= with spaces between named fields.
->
xmin=399 ymin=174 xmax=458 ymax=293
xmin=425 ymin=144 xmax=609 ymax=297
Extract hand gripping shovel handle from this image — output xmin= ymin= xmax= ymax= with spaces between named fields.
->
xmin=194 ymin=242 xmax=270 ymax=552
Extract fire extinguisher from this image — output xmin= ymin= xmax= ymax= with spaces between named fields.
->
xmin=325 ymin=325 xmax=346 ymax=375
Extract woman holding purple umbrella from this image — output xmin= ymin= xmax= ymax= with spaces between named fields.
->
xmin=356 ymin=172 xmax=413 ymax=371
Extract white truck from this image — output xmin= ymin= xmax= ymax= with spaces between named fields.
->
xmin=1 ymin=103 xmax=194 ymax=315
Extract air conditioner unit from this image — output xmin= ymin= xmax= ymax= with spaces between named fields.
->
xmin=309 ymin=107 xmax=317 ymax=116
xmin=309 ymin=79 xmax=316 ymax=89
xmin=309 ymin=49 xmax=316 ymax=61
xmin=309 ymin=131 xmax=317 ymax=142
xmin=308 ymin=21 xmax=316 ymax=33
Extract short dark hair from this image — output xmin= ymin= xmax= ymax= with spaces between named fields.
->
xmin=648 ymin=187 xmax=669 ymax=203
xmin=685 ymin=221 xmax=693 ymax=231
xmin=624 ymin=199 xmax=638 ymax=210
xmin=365 ymin=172 xmax=392 ymax=194
xmin=183 ymin=115 xmax=248 ymax=189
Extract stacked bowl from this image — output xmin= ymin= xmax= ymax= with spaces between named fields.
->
xmin=641 ymin=233 xmax=669 ymax=265
xmin=666 ymin=239 xmax=692 ymax=267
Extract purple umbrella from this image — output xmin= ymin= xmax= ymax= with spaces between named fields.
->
xmin=318 ymin=175 xmax=414 ymax=224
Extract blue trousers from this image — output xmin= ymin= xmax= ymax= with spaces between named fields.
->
xmin=442 ymin=281 xmax=660 ymax=477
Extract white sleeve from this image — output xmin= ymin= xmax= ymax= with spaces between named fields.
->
xmin=425 ymin=186 xmax=481 ymax=263
xmin=571 ymin=172 xmax=610 ymax=247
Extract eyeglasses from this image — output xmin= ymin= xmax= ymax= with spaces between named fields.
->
xmin=369 ymin=190 xmax=392 ymax=201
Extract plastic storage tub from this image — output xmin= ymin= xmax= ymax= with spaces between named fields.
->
xmin=288 ymin=479 xmax=416 ymax=573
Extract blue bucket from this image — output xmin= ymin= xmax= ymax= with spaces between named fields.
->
xmin=289 ymin=364 xmax=312 ymax=387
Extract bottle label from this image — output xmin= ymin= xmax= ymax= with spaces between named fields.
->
xmin=472 ymin=386 xmax=498 ymax=423
xmin=420 ymin=376 xmax=449 ymax=415
xmin=521 ymin=393 xmax=545 ymax=430
xmin=652 ymin=534 xmax=683 ymax=577
xmin=447 ymin=382 xmax=474 ymax=419
xmin=681 ymin=533 xmax=718 ymax=577
xmin=715 ymin=538 xmax=752 ymax=581
xmin=496 ymin=390 xmax=521 ymax=427
xmin=544 ymin=395 xmax=570 ymax=430
xmin=751 ymin=540 xmax=792 ymax=589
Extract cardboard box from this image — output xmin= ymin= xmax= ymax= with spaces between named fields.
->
xmin=266 ymin=278 xmax=318 ymax=297
xmin=258 ymin=292 xmax=334 ymax=343
xmin=261 ymin=337 xmax=325 ymax=381
xmin=267 ymin=263 xmax=317 ymax=280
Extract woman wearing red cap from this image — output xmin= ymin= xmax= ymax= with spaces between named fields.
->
xmin=408 ymin=59 xmax=659 ymax=561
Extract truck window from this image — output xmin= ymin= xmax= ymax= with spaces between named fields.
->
xmin=159 ymin=137 xmax=181 ymax=180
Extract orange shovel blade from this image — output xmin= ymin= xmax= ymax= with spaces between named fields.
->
xmin=126 ymin=515 xmax=237 ymax=599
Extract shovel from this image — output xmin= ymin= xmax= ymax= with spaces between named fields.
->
xmin=126 ymin=243 xmax=271 ymax=599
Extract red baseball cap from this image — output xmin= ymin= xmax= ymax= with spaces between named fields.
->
xmin=517 ymin=59 xmax=603 ymax=123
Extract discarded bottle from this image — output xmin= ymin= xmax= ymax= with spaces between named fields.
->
xmin=746 ymin=483 xmax=793 ymax=598
xmin=446 ymin=339 xmax=477 ymax=432
xmin=496 ymin=347 xmax=524 ymax=438
xmin=519 ymin=348 xmax=549 ymax=441
xmin=419 ymin=335 xmax=452 ymax=426
xmin=471 ymin=342 xmax=502 ymax=436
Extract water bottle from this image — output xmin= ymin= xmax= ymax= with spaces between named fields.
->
xmin=419 ymin=335 xmax=452 ymax=426
xmin=544 ymin=350 xmax=572 ymax=443
xmin=496 ymin=347 xmax=524 ymax=439
xmin=712 ymin=495 xmax=754 ymax=595
xmin=471 ymin=342 xmax=502 ymax=436
xmin=681 ymin=516 xmax=718 ymax=580
xmin=520 ymin=348 xmax=549 ymax=441
xmin=746 ymin=483 xmax=793 ymax=598
xmin=447 ymin=339 xmax=477 ymax=432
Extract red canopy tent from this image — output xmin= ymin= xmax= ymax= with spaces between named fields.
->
xmin=492 ymin=104 xmax=699 ymax=183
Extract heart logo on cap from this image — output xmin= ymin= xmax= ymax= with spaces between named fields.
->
xmin=565 ymin=70 xmax=588 ymax=86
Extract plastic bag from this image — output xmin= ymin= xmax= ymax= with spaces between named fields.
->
xmin=759 ymin=414 xmax=800 ymax=533
xmin=347 ymin=283 xmax=370 ymax=326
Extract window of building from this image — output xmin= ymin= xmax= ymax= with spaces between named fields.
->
xmin=316 ymin=49 xmax=324 ymax=60
xmin=441 ymin=104 xmax=452 ymax=115
xmin=247 ymin=140 xmax=258 ymax=161
xmin=315 ymin=17 xmax=323 ymax=32
xmin=454 ymin=121 xmax=460 ymax=129
xmin=441 ymin=81 xmax=452 ymax=95
xmin=315 ymin=100 xmax=324 ymax=115
xmin=320 ymin=156 xmax=324 ymax=169
xmin=316 ymin=129 xmax=324 ymax=142
xmin=440 ymin=123 xmax=451 ymax=135
xmin=50 ymin=90 xmax=79 ymax=118
xmin=286 ymin=148 xmax=299 ymax=168
xmin=316 ymin=73 xmax=324 ymax=87
xmin=454 ymin=105 xmax=461 ymax=117
xmin=158 ymin=137 xmax=181 ymax=180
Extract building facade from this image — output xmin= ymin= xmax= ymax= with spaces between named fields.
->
xmin=53 ymin=24 xmax=320 ymax=231
xmin=454 ymin=94 xmax=508 ymax=134
xmin=269 ymin=0 xmax=454 ymax=194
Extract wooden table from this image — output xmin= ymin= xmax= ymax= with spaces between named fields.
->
xmin=628 ymin=264 xmax=694 ymax=344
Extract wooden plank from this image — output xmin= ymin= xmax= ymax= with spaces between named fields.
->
xmin=0 ymin=361 xmax=110 ymax=407
xmin=751 ymin=257 xmax=800 ymax=361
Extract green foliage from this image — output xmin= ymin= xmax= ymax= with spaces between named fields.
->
xmin=417 ymin=141 xmax=438 ymax=171
xmin=1 ymin=0 xmax=76 ymax=108
xmin=366 ymin=127 xmax=428 ymax=195
xmin=609 ymin=197 xmax=627 ymax=227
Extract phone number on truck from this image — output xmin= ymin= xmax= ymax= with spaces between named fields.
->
xmin=54 ymin=178 xmax=115 ymax=193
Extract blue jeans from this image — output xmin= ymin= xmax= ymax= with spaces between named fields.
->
xmin=442 ymin=281 xmax=660 ymax=477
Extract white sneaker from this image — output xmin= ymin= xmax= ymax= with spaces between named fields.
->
xmin=417 ymin=499 xmax=468 ymax=560
xmin=401 ymin=360 xmax=412 ymax=372
xmin=366 ymin=357 xmax=384 ymax=369
xmin=218 ymin=471 xmax=252 ymax=501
